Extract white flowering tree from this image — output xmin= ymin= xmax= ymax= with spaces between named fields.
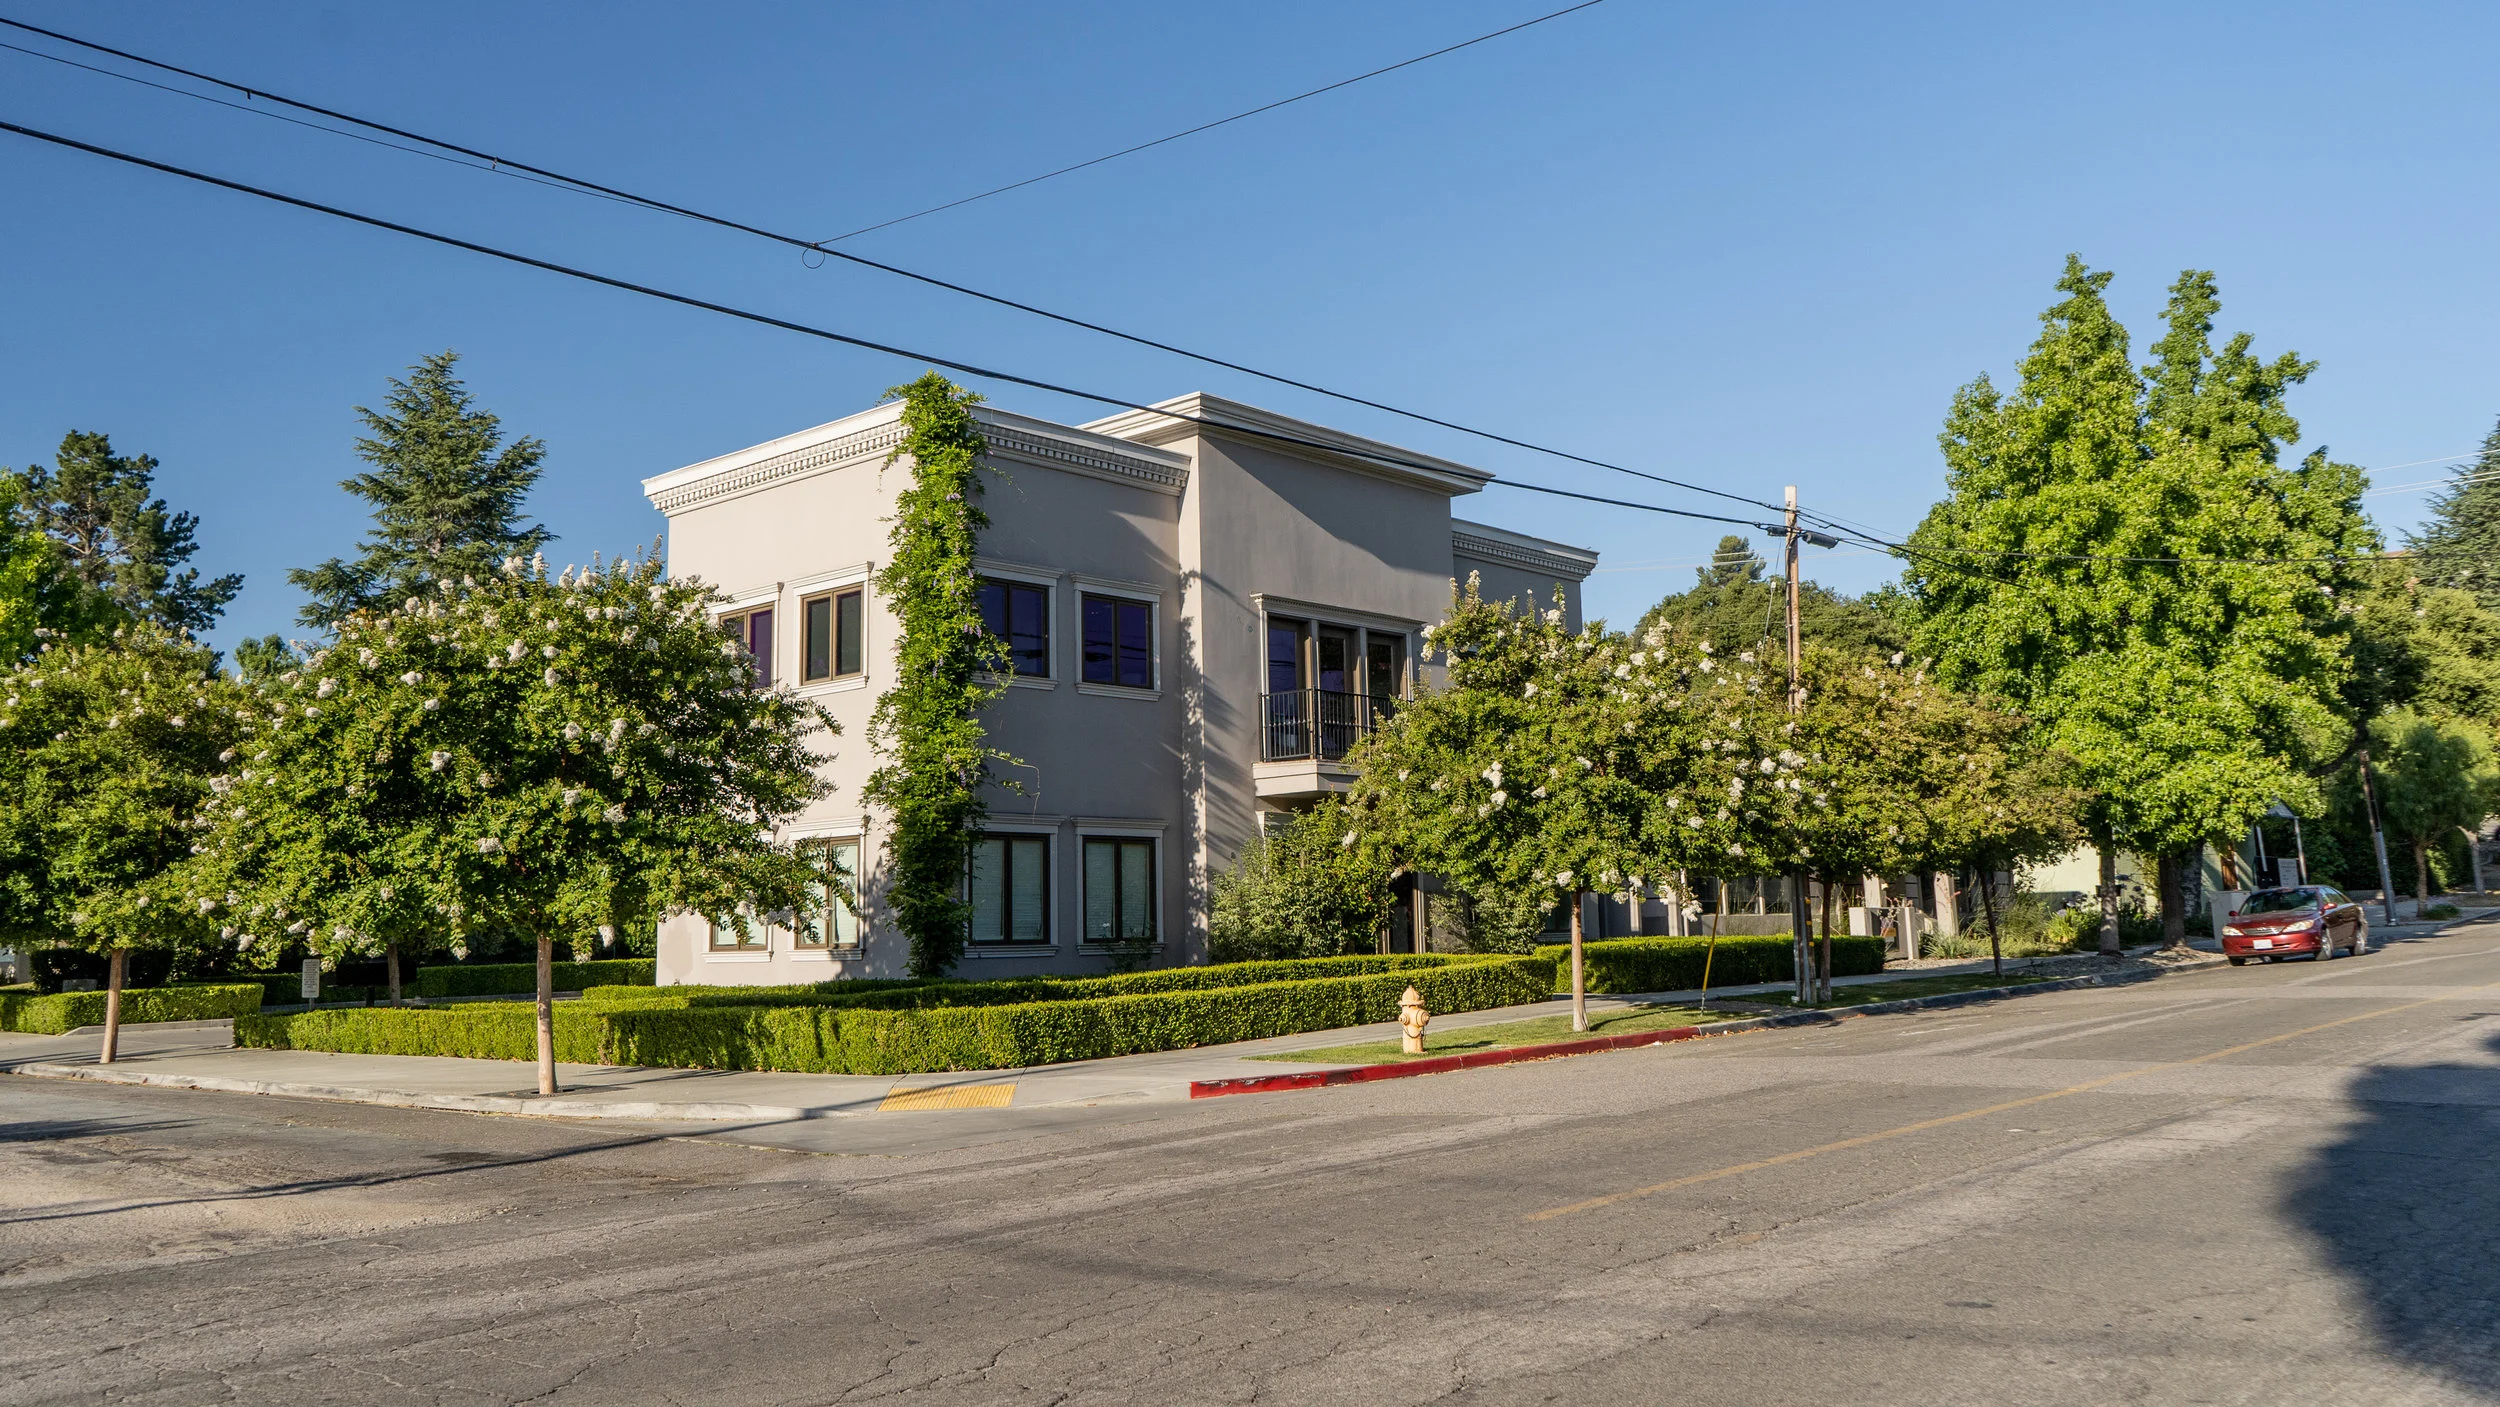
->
xmin=1350 ymin=579 xmax=1803 ymax=1029
xmin=0 ymin=626 xmax=247 ymax=1061
xmin=196 ymin=551 xmax=835 ymax=1094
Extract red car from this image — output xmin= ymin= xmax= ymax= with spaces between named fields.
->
xmin=2221 ymin=886 xmax=2370 ymax=964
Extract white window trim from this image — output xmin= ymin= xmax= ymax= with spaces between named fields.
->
xmin=1074 ymin=581 xmax=1163 ymax=696
xmin=1076 ymin=829 xmax=1162 ymax=952
xmin=972 ymin=562 xmax=1060 ymax=688
xmin=794 ymin=575 xmax=873 ymax=691
xmin=788 ymin=830 xmax=869 ymax=954
xmin=967 ymin=826 xmax=1058 ymax=951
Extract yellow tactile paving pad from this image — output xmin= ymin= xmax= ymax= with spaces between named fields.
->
xmin=878 ymin=1083 xmax=1018 ymax=1112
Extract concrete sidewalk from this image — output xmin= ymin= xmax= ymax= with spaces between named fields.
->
xmin=5 ymin=924 xmax=2440 ymax=1126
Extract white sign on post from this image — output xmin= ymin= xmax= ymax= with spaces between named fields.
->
xmin=2278 ymin=859 xmax=2300 ymax=888
xmin=301 ymin=958 xmax=321 ymax=1004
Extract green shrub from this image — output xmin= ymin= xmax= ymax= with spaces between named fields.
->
xmin=236 ymin=1004 xmax=605 ymax=1062
xmin=1529 ymin=935 xmax=1885 ymax=994
xmin=581 ymin=953 xmax=1500 ymax=1013
xmin=246 ymin=956 xmax=1558 ymax=1074
xmin=1207 ymin=800 xmax=1392 ymax=961
xmin=2422 ymin=902 xmax=2462 ymax=920
xmin=413 ymin=959 xmax=656 ymax=998
xmin=0 ymin=983 xmax=264 ymax=1035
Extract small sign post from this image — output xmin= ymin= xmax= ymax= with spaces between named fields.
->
xmin=301 ymin=958 xmax=321 ymax=1004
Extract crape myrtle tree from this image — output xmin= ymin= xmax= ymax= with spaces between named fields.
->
xmin=1349 ymin=578 xmax=1803 ymax=1030
xmin=1786 ymin=647 xmax=2082 ymax=979
xmin=0 ymin=626 xmax=245 ymax=1061
xmin=2366 ymin=709 xmax=2500 ymax=907
xmin=1906 ymin=260 xmax=2363 ymax=951
xmin=196 ymin=550 xmax=835 ymax=1095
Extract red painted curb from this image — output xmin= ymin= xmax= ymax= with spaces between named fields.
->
xmin=1189 ymin=1022 xmax=1714 ymax=1098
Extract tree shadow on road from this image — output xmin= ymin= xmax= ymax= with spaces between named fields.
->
xmin=2288 ymin=1025 xmax=2500 ymax=1395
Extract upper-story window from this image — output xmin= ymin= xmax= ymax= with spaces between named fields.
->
xmin=801 ymin=587 xmax=865 ymax=684
xmin=720 ymin=607 xmax=773 ymax=687
xmin=1081 ymin=594 xmax=1154 ymax=689
xmin=977 ymin=578 xmax=1051 ymax=677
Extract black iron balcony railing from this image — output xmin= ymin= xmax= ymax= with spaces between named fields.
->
xmin=1260 ymin=689 xmax=1393 ymax=762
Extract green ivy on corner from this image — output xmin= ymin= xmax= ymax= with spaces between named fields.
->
xmin=863 ymin=374 xmax=1011 ymax=978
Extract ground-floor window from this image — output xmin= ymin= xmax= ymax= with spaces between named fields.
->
xmin=709 ymin=911 xmax=766 ymax=950
xmin=1083 ymin=837 xmax=1156 ymax=944
xmin=968 ymin=833 xmax=1050 ymax=944
xmin=795 ymin=837 xmax=864 ymax=949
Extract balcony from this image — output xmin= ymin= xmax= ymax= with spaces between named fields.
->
xmin=1259 ymin=689 xmax=1391 ymax=764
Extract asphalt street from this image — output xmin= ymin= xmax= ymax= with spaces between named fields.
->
xmin=6 ymin=918 xmax=2499 ymax=1406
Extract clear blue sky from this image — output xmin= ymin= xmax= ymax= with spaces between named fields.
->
xmin=3 ymin=1 xmax=2493 ymax=656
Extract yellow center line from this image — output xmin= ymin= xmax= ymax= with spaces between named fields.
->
xmin=1525 ymin=973 xmax=2500 ymax=1222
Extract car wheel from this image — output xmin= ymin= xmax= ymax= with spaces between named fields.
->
xmin=2228 ymin=956 xmax=2248 ymax=966
xmin=2313 ymin=940 xmax=2335 ymax=962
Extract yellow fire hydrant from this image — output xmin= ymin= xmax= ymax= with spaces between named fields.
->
xmin=1397 ymin=985 xmax=1430 ymax=1055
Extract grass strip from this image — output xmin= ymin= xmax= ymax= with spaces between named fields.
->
xmin=1249 ymin=1003 xmax=1742 ymax=1065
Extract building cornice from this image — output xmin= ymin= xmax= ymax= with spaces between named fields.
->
xmin=1450 ymin=518 xmax=1600 ymax=580
xmin=643 ymin=403 xmax=1190 ymax=516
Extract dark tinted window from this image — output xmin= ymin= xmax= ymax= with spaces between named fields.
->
xmin=1082 ymin=595 xmax=1153 ymax=688
xmin=977 ymin=579 xmax=1050 ymax=677
xmin=2241 ymin=888 xmax=2320 ymax=912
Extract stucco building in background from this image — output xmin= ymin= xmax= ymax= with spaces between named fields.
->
xmin=642 ymin=392 xmax=1597 ymax=985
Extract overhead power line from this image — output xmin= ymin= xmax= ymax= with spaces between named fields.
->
xmin=0 ymin=116 xmax=1772 ymax=536
xmin=810 ymin=1 xmax=1609 ymax=243
xmin=0 ymin=10 xmax=1786 ymax=520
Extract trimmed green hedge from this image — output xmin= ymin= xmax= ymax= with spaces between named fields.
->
xmin=240 ymin=955 xmax=1557 ymax=1075
xmin=0 ymin=983 xmax=265 ymax=1035
xmin=1532 ymin=935 xmax=1887 ymax=994
xmin=414 ymin=959 xmax=657 ymax=998
xmin=581 ymin=953 xmax=1495 ymax=1014
xmin=236 ymin=1004 xmax=605 ymax=1061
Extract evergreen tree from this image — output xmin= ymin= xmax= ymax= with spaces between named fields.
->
xmin=291 ymin=352 xmax=551 ymax=628
xmin=1637 ymin=535 xmax=1905 ymax=658
xmin=2407 ymin=417 xmax=2500 ymax=612
xmin=7 ymin=430 xmax=242 ymax=637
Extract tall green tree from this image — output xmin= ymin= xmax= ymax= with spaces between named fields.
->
xmin=1637 ymin=535 xmax=1904 ymax=658
xmin=2345 ymin=560 xmax=2500 ymax=729
xmin=290 ymin=352 xmax=551 ymax=628
xmin=0 ymin=627 xmax=247 ymax=1060
xmin=2408 ymin=418 xmax=2500 ymax=611
xmin=2367 ymin=709 xmax=2500 ymax=907
xmin=1905 ymin=259 xmax=2364 ymax=949
xmin=198 ymin=551 xmax=834 ymax=1094
xmin=0 ymin=476 xmax=56 ymax=664
xmin=7 ymin=430 xmax=242 ymax=637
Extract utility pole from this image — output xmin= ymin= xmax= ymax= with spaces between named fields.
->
xmin=1785 ymin=487 xmax=1811 ymax=1005
xmin=2357 ymin=747 xmax=2400 ymax=927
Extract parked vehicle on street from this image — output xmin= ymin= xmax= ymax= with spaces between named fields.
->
xmin=2221 ymin=887 xmax=2370 ymax=964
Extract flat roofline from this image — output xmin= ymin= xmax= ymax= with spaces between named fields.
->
xmin=1082 ymin=393 xmax=1494 ymax=497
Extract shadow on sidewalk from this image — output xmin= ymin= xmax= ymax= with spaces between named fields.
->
xmin=2287 ymin=1027 xmax=2500 ymax=1393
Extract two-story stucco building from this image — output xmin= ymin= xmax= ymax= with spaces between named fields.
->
xmin=641 ymin=392 xmax=1596 ymax=984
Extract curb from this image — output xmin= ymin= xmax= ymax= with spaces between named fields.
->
xmin=1190 ymin=952 xmax=2231 ymax=1099
xmin=0 ymin=1061 xmax=830 ymax=1122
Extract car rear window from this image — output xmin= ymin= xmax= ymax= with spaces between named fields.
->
xmin=2241 ymin=888 xmax=2319 ymax=912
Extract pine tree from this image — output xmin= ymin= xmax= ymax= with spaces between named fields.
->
xmin=7 ymin=430 xmax=242 ymax=637
xmin=290 ymin=352 xmax=551 ymax=628
xmin=2409 ymin=418 xmax=2500 ymax=612
xmin=1636 ymin=534 xmax=1904 ymax=658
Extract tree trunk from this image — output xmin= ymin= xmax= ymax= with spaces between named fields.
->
xmin=1978 ymin=861 xmax=2004 ymax=979
xmin=2097 ymin=843 xmax=2121 ymax=960
xmin=2415 ymin=837 xmax=2432 ymax=910
xmin=386 ymin=941 xmax=403 ymax=1006
xmin=1568 ymin=889 xmax=1587 ymax=1034
xmin=100 ymin=947 xmax=126 ymax=1065
xmin=535 ymin=936 xmax=558 ymax=1096
xmin=2158 ymin=851 xmax=2187 ymax=949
